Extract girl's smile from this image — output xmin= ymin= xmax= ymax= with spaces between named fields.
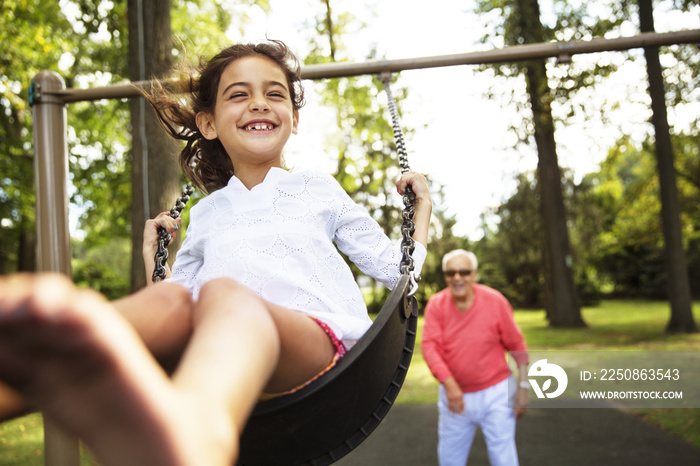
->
xmin=242 ymin=120 xmax=277 ymax=131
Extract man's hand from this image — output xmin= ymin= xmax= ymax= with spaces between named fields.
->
xmin=443 ymin=377 xmax=464 ymax=414
xmin=513 ymin=386 xmax=529 ymax=419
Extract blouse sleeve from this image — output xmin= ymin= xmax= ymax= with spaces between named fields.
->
xmin=328 ymin=175 xmax=426 ymax=289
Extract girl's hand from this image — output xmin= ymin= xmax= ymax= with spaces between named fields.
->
xmin=143 ymin=212 xmax=180 ymax=285
xmin=396 ymin=171 xmax=430 ymax=205
xmin=143 ymin=212 xmax=181 ymax=258
xmin=395 ymin=171 xmax=432 ymax=249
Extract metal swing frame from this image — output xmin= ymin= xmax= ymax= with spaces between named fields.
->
xmin=28 ymin=28 xmax=700 ymax=466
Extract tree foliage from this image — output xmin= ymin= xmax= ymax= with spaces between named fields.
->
xmin=1 ymin=1 xmax=79 ymax=273
xmin=589 ymin=133 xmax=700 ymax=300
xmin=473 ymin=0 xmax=634 ymax=146
xmin=477 ymin=169 xmax=602 ymax=308
xmin=6 ymin=0 xmax=698 ymax=314
xmin=470 ymin=0 xmax=698 ymax=329
xmin=303 ymin=0 xmax=465 ymax=311
xmin=481 ymin=127 xmax=700 ymax=309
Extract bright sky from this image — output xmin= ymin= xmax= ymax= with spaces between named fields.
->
xmin=233 ymin=0 xmax=699 ymax=239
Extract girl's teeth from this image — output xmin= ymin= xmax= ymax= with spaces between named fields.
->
xmin=247 ymin=124 xmax=272 ymax=130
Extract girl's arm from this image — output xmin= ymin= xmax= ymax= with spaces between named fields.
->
xmin=142 ymin=212 xmax=181 ymax=285
xmin=395 ymin=171 xmax=432 ymax=249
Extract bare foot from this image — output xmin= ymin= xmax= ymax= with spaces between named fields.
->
xmin=0 ymin=274 xmax=237 ymax=466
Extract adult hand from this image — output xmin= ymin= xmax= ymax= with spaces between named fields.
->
xmin=513 ymin=387 xmax=529 ymax=419
xmin=443 ymin=378 xmax=464 ymax=415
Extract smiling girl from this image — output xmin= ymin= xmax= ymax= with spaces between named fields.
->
xmin=0 ymin=40 xmax=431 ymax=466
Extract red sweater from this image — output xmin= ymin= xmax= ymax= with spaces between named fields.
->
xmin=421 ymin=284 xmax=529 ymax=393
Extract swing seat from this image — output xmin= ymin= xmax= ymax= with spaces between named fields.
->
xmin=238 ymin=274 xmax=418 ymax=466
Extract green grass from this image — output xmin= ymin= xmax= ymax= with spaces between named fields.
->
xmin=0 ymin=415 xmax=44 ymax=465
xmin=0 ymin=415 xmax=98 ymax=465
xmin=515 ymin=300 xmax=700 ymax=350
xmin=2 ymin=300 xmax=699 ymax=462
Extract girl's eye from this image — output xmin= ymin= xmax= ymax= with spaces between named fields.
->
xmin=269 ymin=92 xmax=284 ymax=98
xmin=229 ymin=93 xmax=247 ymax=99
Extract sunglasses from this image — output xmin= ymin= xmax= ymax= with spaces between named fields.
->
xmin=444 ymin=269 xmax=473 ymax=278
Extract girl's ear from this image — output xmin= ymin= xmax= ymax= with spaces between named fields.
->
xmin=292 ymin=110 xmax=299 ymax=135
xmin=196 ymin=112 xmax=218 ymax=140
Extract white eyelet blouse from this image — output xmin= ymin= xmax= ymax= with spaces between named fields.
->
xmin=168 ymin=167 xmax=427 ymax=346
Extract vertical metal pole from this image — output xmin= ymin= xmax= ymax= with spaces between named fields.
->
xmin=30 ymin=70 xmax=80 ymax=466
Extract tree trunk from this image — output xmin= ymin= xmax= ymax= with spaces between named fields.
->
xmin=638 ymin=0 xmax=697 ymax=333
xmin=127 ymin=0 xmax=181 ymax=291
xmin=16 ymin=219 xmax=36 ymax=272
xmin=517 ymin=0 xmax=584 ymax=327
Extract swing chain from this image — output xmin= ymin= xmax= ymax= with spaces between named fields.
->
xmin=380 ymin=72 xmax=419 ymax=296
xmin=152 ymin=185 xmax=194 ymax=283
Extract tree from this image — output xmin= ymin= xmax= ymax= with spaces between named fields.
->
xmin=675 ymin=131 xmax=700 ymax=297
xmin=0 ymin=1 xmax=78 ymax=273
xmin=475 ymin=0 xmax=602 ymax=326
xmin=127 ymin=0 xmax=181 ymax=290
xmin=587 ymin=139 xmax=667 ymax=298
xmin=638 ymin=0 xmax=696 ymax=333
xmin=67 ymin=0 xmax=134 ymax=298
xmin=477 ymin=169 xmax=602 ymax=309
xmin=474 ymin=0 xmax=698 ymax=328
xmin=477 ymin=173 xmax=545 ymax=308
xmin=572 ymin=125 xmax=700 ymax=307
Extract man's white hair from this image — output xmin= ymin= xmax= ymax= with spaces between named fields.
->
xmin=442 ymin=249 xmax=478 ymax=271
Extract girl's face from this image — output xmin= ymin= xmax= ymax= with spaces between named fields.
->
xmin=197 ymin=55 xmax=299 ymax=170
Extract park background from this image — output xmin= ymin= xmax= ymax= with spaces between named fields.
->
xmin=1 ymin=0 xmax=700 ymax=463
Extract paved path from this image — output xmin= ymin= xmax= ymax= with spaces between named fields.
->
xmin=335 ymin=404 xmax=700 ymax=465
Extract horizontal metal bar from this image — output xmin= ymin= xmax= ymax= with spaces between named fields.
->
xmin=44 ymin=29 xmax=700 ymax=104
xmin=302 ymin=29 xmax=700 ymax=79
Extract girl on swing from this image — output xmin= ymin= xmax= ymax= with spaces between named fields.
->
xmin=0 ymin=40 xmax=431 ymax=465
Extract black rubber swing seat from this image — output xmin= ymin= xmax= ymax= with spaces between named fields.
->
xmin=237 ymin=274 xmax=418 ymax=466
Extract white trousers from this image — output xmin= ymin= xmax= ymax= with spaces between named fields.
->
xmin=437 ymin=377 xmax=518 ymax=466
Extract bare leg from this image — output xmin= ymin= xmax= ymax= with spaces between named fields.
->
xmin=0 ymin=274 xmax=273 ymax=465
xmin=170 ymin=278 xmax=335 ymax=428
xmin=0 ymin=274 xmax=335 ymax=465
xmin=261 ymin=297 xmax=336 ymax=393
xmin=112 ymin=282 xmax=194 ymax=370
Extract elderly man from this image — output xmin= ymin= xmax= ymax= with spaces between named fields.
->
xmin=422 ymin=249 xmax=529 ymax=466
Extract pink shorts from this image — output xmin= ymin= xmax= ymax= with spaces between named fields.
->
xmin=261 ymin=316 xmax=347 ymax=399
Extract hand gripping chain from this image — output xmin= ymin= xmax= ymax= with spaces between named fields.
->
xmin=379 ymin=72 xmax=419 ymax=296
xmin=152 ymin=185 xmax=194 ymax=283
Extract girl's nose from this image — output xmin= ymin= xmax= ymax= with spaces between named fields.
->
xmin=250 ymin=97 xmax=270 ymax=112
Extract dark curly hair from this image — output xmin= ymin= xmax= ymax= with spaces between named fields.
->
xmin=143 ymin=40 xmax=306 ymax=194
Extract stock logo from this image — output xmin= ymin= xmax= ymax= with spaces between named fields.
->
xmin=528 ymin=359 xmax=568 ymax=399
